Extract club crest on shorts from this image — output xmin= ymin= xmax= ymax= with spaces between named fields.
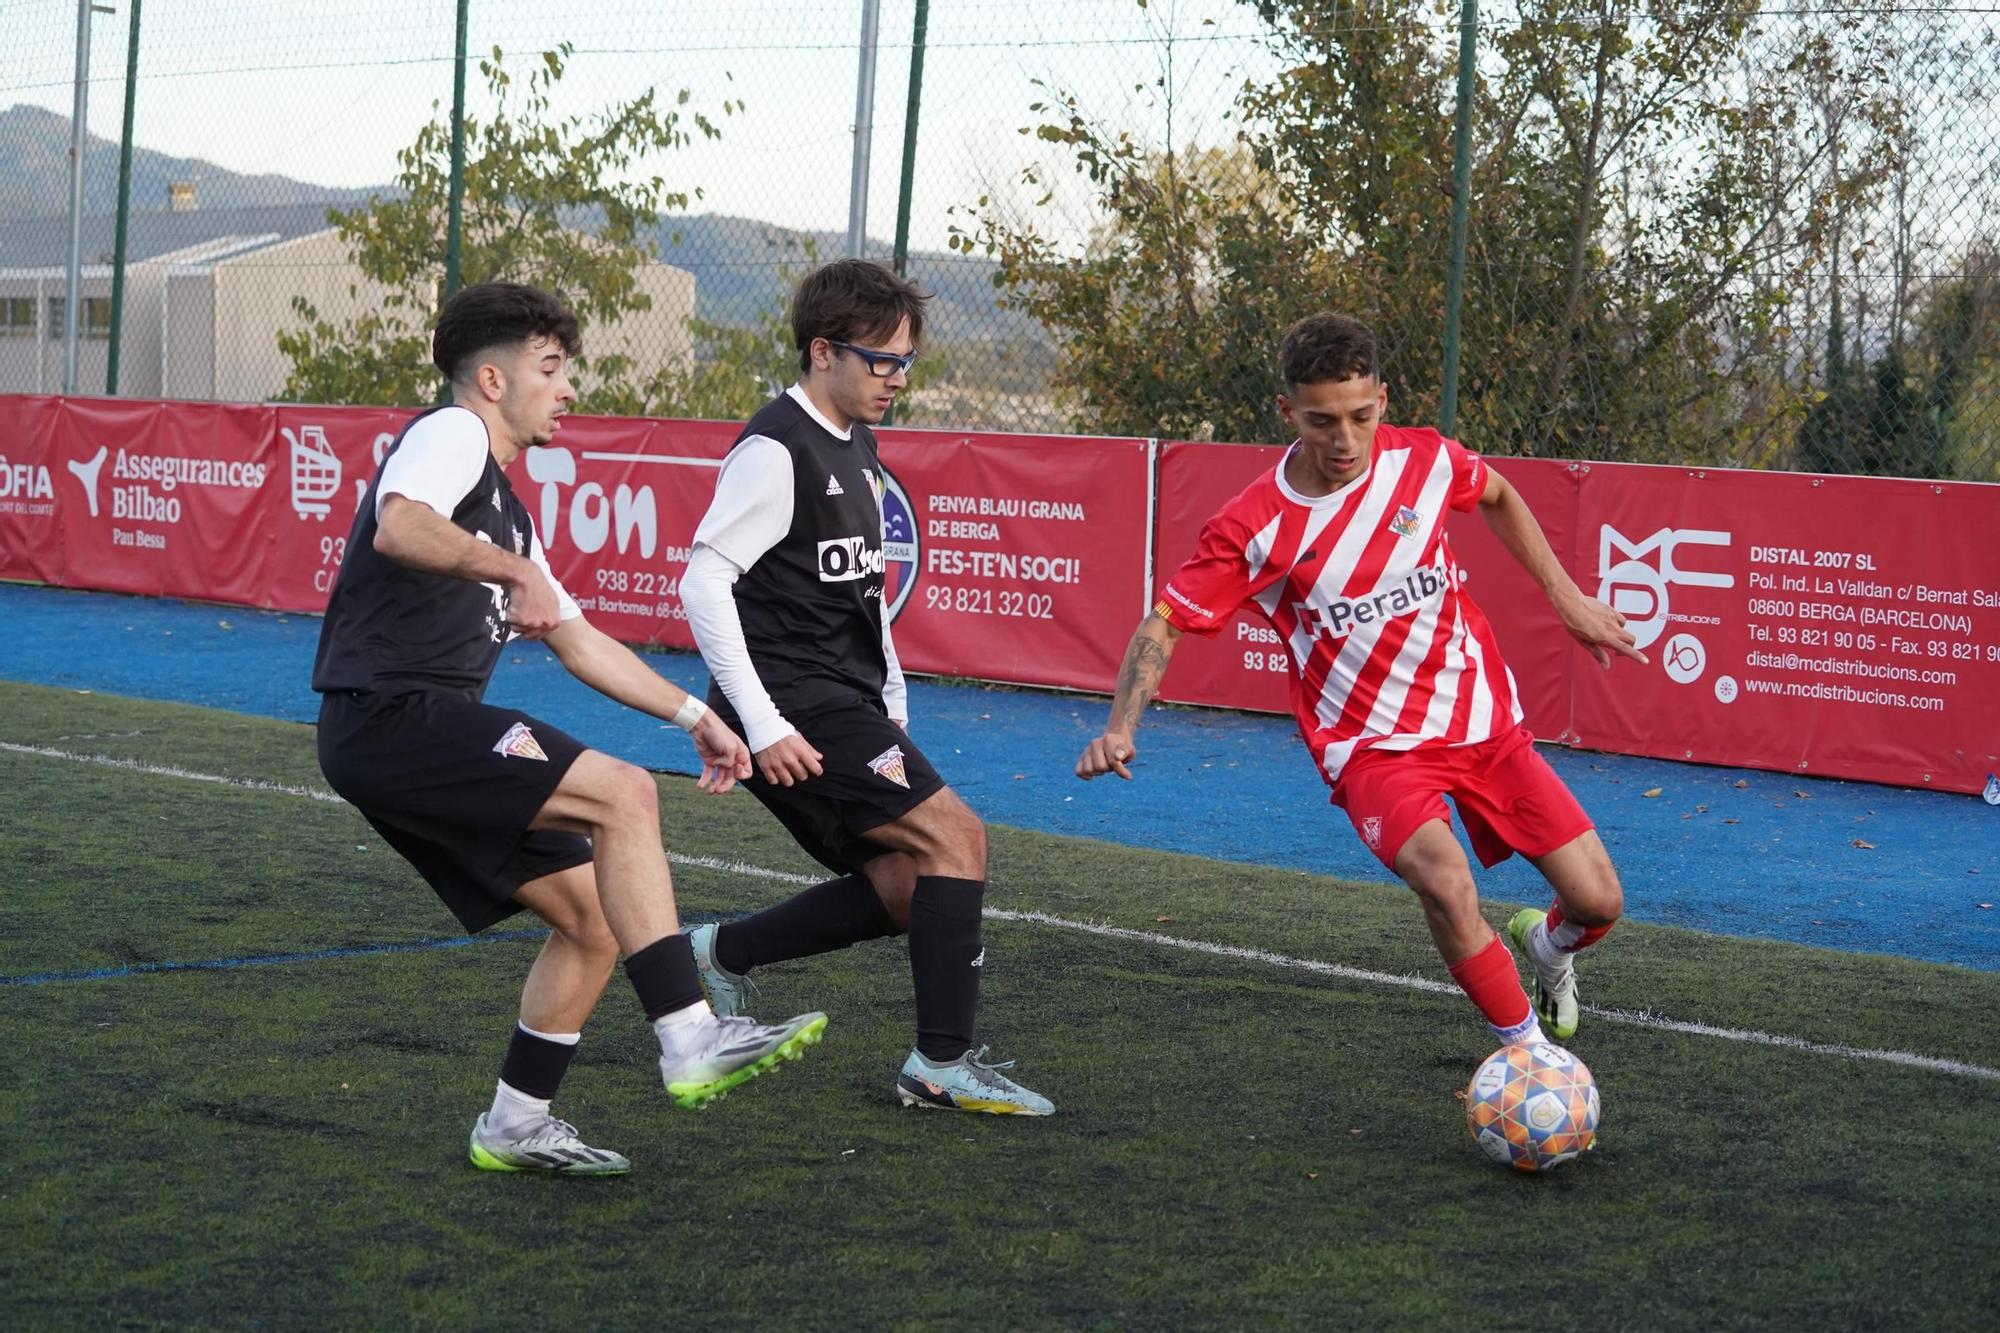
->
xmin=867 ymin=744 xmax=910 ymax=789
xmin=1388 ymin=506 xmax=1421 ymax=539
xmin=1361 ymin=815 xmax=1383 ymax=849
xmin=493 ymin=722 xmax=549 ymax=762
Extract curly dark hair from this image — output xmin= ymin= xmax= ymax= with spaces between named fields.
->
xmin=1279 ymin=313 xmax=1379 ymax=389
xmin=792 ymin=259 xmax=930 ymax=372
xmin=432 ymin=282 xmax=582 ymax=383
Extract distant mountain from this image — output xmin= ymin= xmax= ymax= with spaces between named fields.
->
xmin=0 ymin=104 xmax=376 ymax=225
xmin=650 ymin=215 xmax=1038 ymax=343
xmin=0 ymin=102 xmax=1041 ymax=346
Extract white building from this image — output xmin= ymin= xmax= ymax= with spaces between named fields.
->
xmin=0 ymin=206 xmax=696 ymax=402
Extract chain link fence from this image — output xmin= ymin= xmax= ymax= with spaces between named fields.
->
xmin=0 ymin=1 xmax=1992 ymax=477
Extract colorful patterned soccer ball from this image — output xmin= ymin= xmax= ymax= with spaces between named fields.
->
xmin=1465 ymin=1041 xmax=1600 ymax=1172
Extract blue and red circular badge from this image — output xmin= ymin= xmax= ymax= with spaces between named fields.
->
xmin=880 ymin=465 xmax=920 ymax=624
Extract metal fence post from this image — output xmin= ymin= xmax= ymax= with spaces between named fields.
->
xmin=1438 ymin=0 xmax=1477 ymax=438
xmin=106 ymin=0 xmax=141 ymax=395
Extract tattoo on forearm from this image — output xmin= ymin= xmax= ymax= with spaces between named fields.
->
xmin=1113 ymin=635 xmax=1171 ymax=733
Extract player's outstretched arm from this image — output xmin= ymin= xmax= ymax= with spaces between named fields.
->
xmin=544 ymin=618 xmax=753 ymax=793
xmin=1076 ymin=612 xmax=1181 ymax=780
xmin=1476 ymin=466 xmax=1647 ymax=670
xmin=374 ymin=495 xmax=560 ymax=636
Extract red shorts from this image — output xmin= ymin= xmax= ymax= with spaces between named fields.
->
xmin=1330 ymin=725 xmax=1593 ymax=871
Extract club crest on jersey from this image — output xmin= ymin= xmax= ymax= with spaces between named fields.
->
xmin=1361 ymin=816 xmax=1383 ymax=849
xmin=867 ymin=745 xmax=911 ymax=788
xmin=493 ymin=722 xmax=549 ymax=762
xmin=1388 ymin=506 xmax=1422 ymax=539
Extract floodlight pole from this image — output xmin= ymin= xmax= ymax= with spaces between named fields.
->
xmin=1438 ymin=0 xmax=1478 ymax=438
xmin=63 ymin=0 xmax=97 ymax=395
xmin=107 ymin=0 xmax=141 ymax=395
xmin=438 ymin=0 xmax=469 ymax=407
xmin=881 ymin=0 xmax=928 ymax=429
xmin=846 ymin=0 xmax=882 ymax=258
xmin=442 ymin=0 xmax=469 ymax=302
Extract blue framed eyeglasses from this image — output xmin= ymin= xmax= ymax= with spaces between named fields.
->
xmin=828 ymin=340 xmax=918 ymax=378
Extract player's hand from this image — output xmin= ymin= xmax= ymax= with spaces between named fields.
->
xmin=1076 ymin=731 xmax=1137 ymax=780
xmin=690 ymin=711 xmax=753 ymax=795
xmin=1558 ymin=591 xmax=1648 ymax=670
xmin=755 ymin=732 xmax=824 ymax=787
xmin=505 ymin=567 xmax=562 ymax=640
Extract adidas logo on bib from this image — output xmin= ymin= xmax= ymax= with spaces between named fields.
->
xmin=825 ymin=473 xmax=845 ymax=496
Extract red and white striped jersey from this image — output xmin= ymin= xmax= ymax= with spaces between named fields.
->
xmin=1155 ymin=424 xmax=1522 ymax=785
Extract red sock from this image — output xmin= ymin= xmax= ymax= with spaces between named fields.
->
xmin=1448 ymin=936 xmax=1536 ymax=1040
xmin=1545 ymin=903 xmax=1614 ymax=954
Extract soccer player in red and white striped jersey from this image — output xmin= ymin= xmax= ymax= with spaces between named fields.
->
xmin=1076 ymin=313 xmax=1648 ymax=1046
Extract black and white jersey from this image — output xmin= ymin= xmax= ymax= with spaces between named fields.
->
xmin=695 ymin=388 xmax=888 ymax=717
xmin=311 ymin=406 xmax=579 ymax=698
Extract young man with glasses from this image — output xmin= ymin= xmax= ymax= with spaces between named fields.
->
xmin=679 ymin=259 xmax=1053 ymax=1115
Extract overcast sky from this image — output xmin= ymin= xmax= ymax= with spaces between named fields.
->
xmin=1 ymin=0 xmax=1300 ymax=254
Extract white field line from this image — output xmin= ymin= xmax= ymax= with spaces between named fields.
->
xmin=11 ymin=742 xmax=2000 ymax=1084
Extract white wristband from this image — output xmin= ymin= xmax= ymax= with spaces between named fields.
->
xmin=671 ymin=694 xmax=709 ymax=732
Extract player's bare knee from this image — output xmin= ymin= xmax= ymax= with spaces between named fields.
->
xmin=864 ymin=853 xmax=917 ymax=930
xmin=1406 ymin=868 xmax=1479 ymax=917
xmin=601 ymin=758 xmax=661 ymax=831
xmin=1572 ymin=866 xmax=1624 ymax=926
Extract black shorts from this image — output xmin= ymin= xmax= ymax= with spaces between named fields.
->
xmin=317 ymin=689 xmax=595 ymax=933
xmin=713 ymin=691 xmax=946 ymax=876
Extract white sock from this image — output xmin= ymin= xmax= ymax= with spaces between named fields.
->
xmin=1523 ymin=916 xmax=1568 ymax=974
xmin=487 ymin=1079 xmax=552 ymax=1138
xmin=1492 ymin=1013 xmax=1545 ymax=1047
xmin=652 ymin=999 xmax=713 ymax=1064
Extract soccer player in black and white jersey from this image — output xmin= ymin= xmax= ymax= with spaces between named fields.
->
xmin=313 ymin=282 xmax=827 ymax=1176
xmin=681 ymin=259 xmax=1052 ymax=1115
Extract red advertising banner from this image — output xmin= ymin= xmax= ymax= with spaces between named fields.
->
xmin=1572 ymin=464 xmax=2000 ymax=793
xmin=1152 ymin=441 xmax=1291 ymax=713
xmin=265 ymin=406 xmax=420 ymax=610
xmin=0 ymin=396 xmax=63 ymax=587
xmin=506 ymin=415 xmax=740 ymax=649
xmin=4 ymin=395 xmax=1994 ymax=793
xmin=1438 ymin=458 xmax=1580 ymax=741
xmin=500 ymin=421 xmax=1152 ymax=694
xmin=875 ymin=428 xmax=1151 ymax=690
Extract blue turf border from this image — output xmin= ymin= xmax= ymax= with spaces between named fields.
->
xmin=3 ymin=582 xmax=1995 ymax=970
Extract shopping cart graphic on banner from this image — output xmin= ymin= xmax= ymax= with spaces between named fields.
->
xmin=285 ymin=426 xmax=341 ymax=520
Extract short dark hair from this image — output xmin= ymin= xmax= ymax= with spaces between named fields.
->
xmin=792 ymin=259 xmax=930 ymax=372
xmin=1280 ymin=313 xmax=1379 ymax=389
xmin=432 ymin=282 xmax=582 ymax=383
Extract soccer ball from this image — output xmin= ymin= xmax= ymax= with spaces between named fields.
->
xmin=1465 ymin=1041 xmax=1599 ymax=1172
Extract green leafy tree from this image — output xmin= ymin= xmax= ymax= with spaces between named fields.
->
xmin=276 ymin=45 xmax=737 ymax=408
xmin=956 ymin=1 xmax=1908 ymax=464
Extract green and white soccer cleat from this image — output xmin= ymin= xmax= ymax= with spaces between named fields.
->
xmin=896 ymin=1046 xmax=1055 ymax=1116
xmin=1507 ymin=907 xmax=1581 ymax=1041
xmin=662 ymin=1011 xmax=827 ymax=1109
xmin=688 ymin=922 xmax=756 ymax=1018
xmin=467 ymin=1112 xmax=631 ymax=1176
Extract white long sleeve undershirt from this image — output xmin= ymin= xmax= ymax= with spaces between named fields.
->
xmin=680 ymin=543 xmax=793 ymax=753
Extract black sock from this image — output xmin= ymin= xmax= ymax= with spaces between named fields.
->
xmin=908 ymin=876 xmax=984 ymax=1062
xmin=623 ymin=934 xmax=706 ymax=1022
xmin=498 ymin=1025 xmax=577 ymax=1101
xmin=716 ymin=874 xmax=900 ymax=974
